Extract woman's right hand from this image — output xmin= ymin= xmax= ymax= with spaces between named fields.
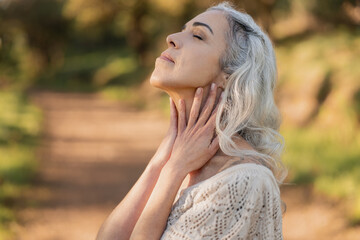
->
xmin=149 ymin=97 xmax=178 ymax=169
xmin=165 ymin=83 xmax=222 ymax=176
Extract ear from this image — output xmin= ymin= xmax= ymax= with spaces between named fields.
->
xmin=215 ymin=72 xmax=229 ymax=90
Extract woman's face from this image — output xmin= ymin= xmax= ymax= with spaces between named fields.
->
xmin=150 ymin=10 xmax=229 ymax=91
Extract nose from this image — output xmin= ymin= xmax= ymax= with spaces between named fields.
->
xmin=166 ymin=33 xmax=181 ymax=49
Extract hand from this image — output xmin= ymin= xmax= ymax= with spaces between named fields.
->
xmin=166 ymin=83 xmax=223 ymax=175
xmin=149 ymin=97 xmax=178 ymax=169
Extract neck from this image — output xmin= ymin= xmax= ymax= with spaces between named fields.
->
xmin=165 ymin=86 xmax=221 ymax=124
xmin=165 ymin=85 xmax=225 ymax=165
xmin=163 ymin=87 xmax=257 ymax=182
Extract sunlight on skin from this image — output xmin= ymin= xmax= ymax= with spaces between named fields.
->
xmin=150 ymin=10 xmax=229 ymax=123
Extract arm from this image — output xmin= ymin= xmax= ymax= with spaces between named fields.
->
xmin=96 ymin=160 xmax=162 ymax=240
xmin=130 ymin=84 xmax=222 ymax=239
xmin=96 ymin=98 xmax=178 ymax=240
xmin=129 ymin=163 xmax=187 ymax=240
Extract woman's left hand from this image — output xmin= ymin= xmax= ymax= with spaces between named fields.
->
xmin=148 ymin=97 xmax=178 ymax=169
xmin=166 ymin=83 xmax=223 ymax=176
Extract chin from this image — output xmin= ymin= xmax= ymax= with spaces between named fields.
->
xmin=150 ymin=68 xmax=174 ymax=90
xmin=150 ymin=67 xmax=194 ymax=91
xmin=150 ymin=71 xmax=163 ymax=88
xmin=149 ymin=73 xmax=168 ymax=93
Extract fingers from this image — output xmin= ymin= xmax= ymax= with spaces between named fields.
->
xmin=169 ymin=97 xmax=178 ymax=131
xmin=177 ymin=83 xmax=222 ymax=135
xmin=205 ymin=91 xmax=224 ymax=127
xmin=188 ymin=88 xmax=203 ymax=128
xmin=209 ymin=135 xmax=219 ymax=154
xmin=203 ymin=91 xmax=223 ymax=149
xmin=177 ymin=99 xmax=187 ymax=135
xmin=198 ymin=83 xmax=219 ymax=126
xmin=204 ymin=90 xmax=222 ymax=155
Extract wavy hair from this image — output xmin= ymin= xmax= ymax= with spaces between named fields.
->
xmin=208 ymin=2 xmax=287 ymax=183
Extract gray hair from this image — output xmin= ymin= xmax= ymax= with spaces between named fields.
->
xmin=208 ymin=2 xmax=287 ymax=183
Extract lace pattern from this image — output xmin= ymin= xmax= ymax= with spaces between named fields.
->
xmin=160 ymin=163 xmax=283 ymax=240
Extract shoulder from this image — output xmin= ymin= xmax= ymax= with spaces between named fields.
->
xmin=218 ymin=163 xmax=280 ymax=196
xmin=183 ymin=163 xmax=282 ymax=223
xmin=163 ymin=164 xmax=284 ymax=240
xmin=214 ymin=154 xmax=278 ymax=185
xmin=189 ymin=162 xmax=280 ymax=201
xmin=218 ymin=161 xmax=278 ymax=185
xmin=177 ymin=162 xmax=280 ymax=205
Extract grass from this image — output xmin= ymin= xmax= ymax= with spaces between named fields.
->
xmin=0 ymin=91 xmax=42 ymax=238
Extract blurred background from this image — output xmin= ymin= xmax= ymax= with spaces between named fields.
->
xmin=0 ymin=0 xmax=359 ymax=239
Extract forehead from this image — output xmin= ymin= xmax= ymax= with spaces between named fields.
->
xmin=187 ymin=10 xmax=229 ymax=39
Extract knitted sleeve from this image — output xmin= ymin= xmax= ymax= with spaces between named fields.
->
xmin=160 ymin=163 xmax=283 ymax=240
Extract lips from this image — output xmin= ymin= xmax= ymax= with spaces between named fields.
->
xmin=159 ymin=52 xmax=175 ymax=63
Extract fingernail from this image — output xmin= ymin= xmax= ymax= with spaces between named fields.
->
xmin=211 ymin=83 xmax=216 ymax=90
xmin=196 ymin=88 xmax=202 ymax=95
xmin=220 ymin=91 xmax=225 ymax=99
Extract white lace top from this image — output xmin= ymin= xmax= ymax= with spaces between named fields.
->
xmin=160 ymin=163 xmax=283 ymax=240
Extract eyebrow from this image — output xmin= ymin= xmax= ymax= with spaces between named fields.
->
xmin=182 ymin=21 xmax=214 ymax=35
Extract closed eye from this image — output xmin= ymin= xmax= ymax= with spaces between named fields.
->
xmin=193 ymin=35 xmax=203 ymax=40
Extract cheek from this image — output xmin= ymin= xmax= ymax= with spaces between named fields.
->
xmin=177 ymin=55 xmax=221 ymax=85
xmin=150 ymin=50 xmax=222 ymax=89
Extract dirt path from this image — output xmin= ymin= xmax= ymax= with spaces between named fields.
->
xmin=12 ymin=91 xmax=360 ymax=240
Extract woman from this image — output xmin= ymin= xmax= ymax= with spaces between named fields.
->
xmin=97 ymin=2 xmax=287 ymax=239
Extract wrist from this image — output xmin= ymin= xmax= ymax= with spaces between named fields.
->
xmin=149 ymin=149 xmax=170 ymax=167
xmin=162 ymin=160 xmax=188 ymax=180
xmin=146 ymin=158 xmax=164 ymax=175
xmin=159 ymin=165 xmax=187 ymax=190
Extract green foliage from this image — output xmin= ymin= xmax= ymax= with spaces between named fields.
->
xmin=0 ymin=0 xmax=71 ymax=89
xmin=0 ymin=0 xmax=359 ymax=230
xmin=277 ymin=28 xmax=360 ymax=224
xmin=282 ymin=126 xmax=360 ymax=223
xmin=35 ymin=46 xmax=142 ymax=92
xmin=276 ymin=28 xmax=360 ymax=86
xmin=0 ymin=92 xmax=42 ymax=143
xmin=308 ymin=0 xmax=358 ymax=25
xmin=0 ymin=91 xmax=42 ymax=234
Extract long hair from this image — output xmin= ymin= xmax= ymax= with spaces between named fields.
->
xmin=208 ymin=2 xmax=287 ymax=183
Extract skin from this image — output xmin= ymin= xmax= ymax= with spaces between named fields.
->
xmin=96 ymin=10 xmax=257 ymax=240
xmin=150 ymin=10 xmax=229 ymax=122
